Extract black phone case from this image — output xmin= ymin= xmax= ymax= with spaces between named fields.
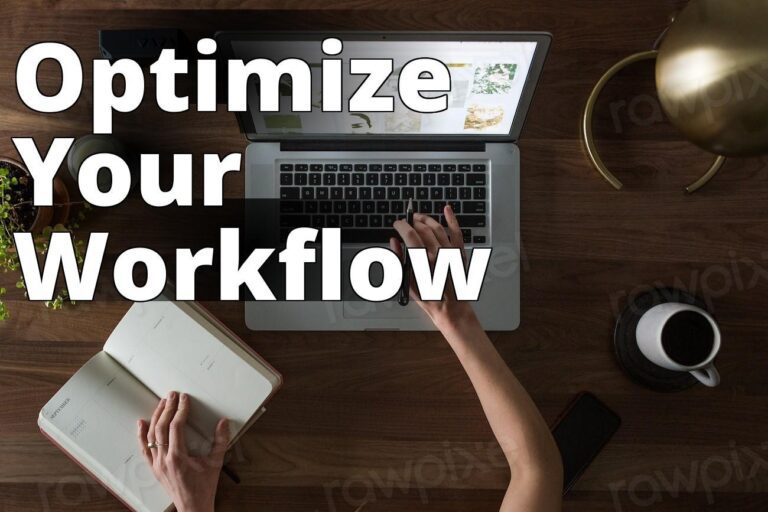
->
xmin=550 ymin=392 xmax=621 ymax=494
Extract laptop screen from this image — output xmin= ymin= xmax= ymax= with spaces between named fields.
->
xmin=229 ymin=38 xmax=540 ymax=137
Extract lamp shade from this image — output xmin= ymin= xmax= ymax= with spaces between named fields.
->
xmin=656 ymin=0 xmax=768 ymax=156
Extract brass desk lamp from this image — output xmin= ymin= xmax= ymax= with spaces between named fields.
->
xmin=582 ymin=0 xmax=768 ymax=193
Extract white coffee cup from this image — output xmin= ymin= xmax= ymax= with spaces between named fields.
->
xmin=635 ymin=303 xmax=721 ymax=387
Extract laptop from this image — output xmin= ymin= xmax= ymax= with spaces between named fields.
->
xmin=216 ymin=31 xmax=551 ymax=330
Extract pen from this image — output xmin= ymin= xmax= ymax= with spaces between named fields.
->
xmin=222 ymin=464 xmax=241 ymax=484
xmin=399 ymin=198 xmax=414 ymax=306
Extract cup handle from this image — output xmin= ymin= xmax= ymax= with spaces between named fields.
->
xmin=691 ymin=364 xmax=720 ymax=387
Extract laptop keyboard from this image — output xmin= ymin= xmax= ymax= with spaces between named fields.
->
xmin=278 ymin=161 xmax=489 ymax=244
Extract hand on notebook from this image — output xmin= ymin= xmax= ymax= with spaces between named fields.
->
xmin=137 ymin=391 xmax=230 ymax=512
xmin=390 ymin=204 xmax=479 ymax=331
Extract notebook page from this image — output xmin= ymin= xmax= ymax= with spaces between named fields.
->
xmin=38 ymin=352 xmax=172 ymax=512
xmin=103 ymin=301 xmax=275 ymax=441
xmin=177 ymin=301 xmax=281 ymax=390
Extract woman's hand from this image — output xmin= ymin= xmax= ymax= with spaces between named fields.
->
xmin=390 ymin=204 xmax=480 ymax=332
xmin=137 ymin=391 xmax=229 ymax=512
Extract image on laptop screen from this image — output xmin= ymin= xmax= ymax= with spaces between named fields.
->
xmin=231 ymin=39 xmax=538 ymax=136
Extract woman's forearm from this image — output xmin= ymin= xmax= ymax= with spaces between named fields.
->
xmin=391 ymin=210 xmax=562 ymax=510
xmin=437 ymin=314 xmax=562 ymax=481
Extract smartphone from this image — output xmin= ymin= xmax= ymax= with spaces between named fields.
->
xmin=551 ymin=392 xmax=621 ymax=494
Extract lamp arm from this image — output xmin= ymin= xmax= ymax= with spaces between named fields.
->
xmin=581 ymin=49 xmax=726 ymax=193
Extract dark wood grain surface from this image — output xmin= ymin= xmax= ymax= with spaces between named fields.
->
xmin=2 ymin=1 xmax=768 ymax=511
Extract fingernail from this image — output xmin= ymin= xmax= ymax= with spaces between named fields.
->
xmin=180 ymin=393 xmax=187 ymax=401
xmin=169 ymin=391 xmax=176 ymax=400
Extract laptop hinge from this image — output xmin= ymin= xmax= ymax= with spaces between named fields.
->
xmin=280 ymin=139 xmax=486 ymax=152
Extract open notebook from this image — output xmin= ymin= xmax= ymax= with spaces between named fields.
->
xmin=38 ymin=301 xmax=282 ymax=512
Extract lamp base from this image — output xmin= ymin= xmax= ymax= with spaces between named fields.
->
xmin=614 ymin=287 xmax=704 ymax=392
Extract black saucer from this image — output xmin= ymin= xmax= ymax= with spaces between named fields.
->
xmin=614 ymin=287 xmax=705 ymax=392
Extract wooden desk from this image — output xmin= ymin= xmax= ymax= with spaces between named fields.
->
xmin=2 ymin=1 xmax=768 ymax=511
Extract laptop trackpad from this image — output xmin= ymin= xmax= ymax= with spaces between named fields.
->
xmin=342 ymin=300 xmax=421 ymax=319
xmin=341 ymin=252 xmax=420 ymax=319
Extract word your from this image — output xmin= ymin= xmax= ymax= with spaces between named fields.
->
xmin=16 ymin=37 xmax=451 ymax=134
xmin=13 ymin=138 xmax=239 ymax=208
xmin=14 ymin=228 xmax=492 ymax=303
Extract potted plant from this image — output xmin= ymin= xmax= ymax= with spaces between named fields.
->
xmin=0 ymin=156 xmax=85 ymax=319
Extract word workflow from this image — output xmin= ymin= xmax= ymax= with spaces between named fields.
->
xmin=15 ymin=228 xmax=492 ymax=302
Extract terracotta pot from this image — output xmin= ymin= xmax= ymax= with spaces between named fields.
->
xmin=0 ymin=156 xmax=70 ymax=233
